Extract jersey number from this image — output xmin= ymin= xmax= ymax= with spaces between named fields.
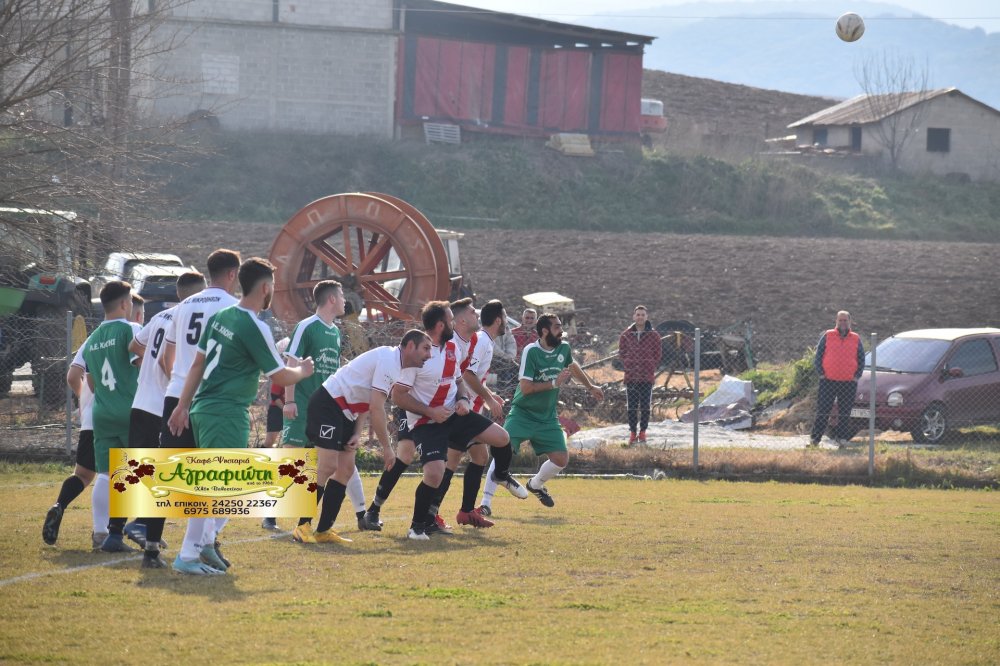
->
xmin=150 ymin=328 xmax=166 ymax=359
xmin=100 ymin=358 xmax=117 ymax=391
xmin=186 ymin=313 xmax=204 ymax=345
xmin=203 ymin=339 xmax=223 ymax=379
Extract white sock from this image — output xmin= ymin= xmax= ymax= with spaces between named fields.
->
xmin=346 ymin=466 xmax=366 ymax=513
xmin=480 ymin=459 xmax=497 ymax=508
xmin=91 ymin=474 xmax=110 ymax=534
xmin=180 ymin=518 xmax=210 ymax=561
xmin=530 ymin=460 xmax=564 ymax=488
xmin=207 ymin=517 xmax=228 ymax=543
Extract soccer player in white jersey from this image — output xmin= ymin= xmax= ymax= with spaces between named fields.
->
xmin=389 ymin=301 xmax=522 ymax=540
xmin=159 ymin=249 xmax=240 ymax=446
xmin=283 ymin=280 xmax=373 ymax=541
xmin=123 ymin=272 xmax=206 ymax=568
xmin=429 ymin=298 xmax=511 ymax=527
xmin=167 ymin=258 xmax=314 ymax=575
xmin=303 ymin=330 xmax=433 ymax=543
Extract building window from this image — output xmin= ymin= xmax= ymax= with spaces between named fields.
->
xmin=927 ymin=128 xmax=950 ymax=152
xmin=812 ymin=128 xmax=828 ymax=146
xmin=850 ymin=126 xmax=862 ymax=151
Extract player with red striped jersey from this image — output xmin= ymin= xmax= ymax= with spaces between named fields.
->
xmin=431 ymin=299 xmax=517 ymax=527
xmin=303 ymin=330 xmax=433 ymax=543
xmin=389 ymin=301 xmax=521 ymax=540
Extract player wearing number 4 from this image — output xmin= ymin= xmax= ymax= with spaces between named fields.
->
xmin=78 ymin=281 xmax=141 ymax=553
xmin=167 ymin=258 xmax=315 ymax=575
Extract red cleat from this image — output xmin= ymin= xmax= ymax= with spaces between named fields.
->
xmin=456 ymin=508 xmax=494 ymax=528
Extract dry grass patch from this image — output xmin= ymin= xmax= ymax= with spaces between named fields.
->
xmin=1 ymin=467 xmax=998 ymax=664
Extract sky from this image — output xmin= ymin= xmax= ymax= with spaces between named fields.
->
xmin=456 ymin=1 xmax=1000 ymax=33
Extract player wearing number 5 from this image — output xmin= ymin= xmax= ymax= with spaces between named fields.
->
xmin=167 ymin=258 xmax=315 ymax=575
xmin=80 ymin=281 xmax=140 ymax=553
xmin=158 ymin=249 xmax=241 ymax=446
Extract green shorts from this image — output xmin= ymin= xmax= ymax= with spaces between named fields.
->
xmin=95 ymin=430 xmax=129 ymax=474
xmin=191 ymin=410 xmax=250 ymax=449
xmin=503 ymin=412 xmax=566 ymax=455
xmin=281 ymin=415 xmax=308 ymax=445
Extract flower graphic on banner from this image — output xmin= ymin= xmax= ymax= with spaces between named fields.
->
xmin=278 ymin=458 xmax=317 ymax=492
xmin=111 ymin=454 xmax=157 ymax=493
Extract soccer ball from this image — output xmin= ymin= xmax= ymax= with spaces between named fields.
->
xmin=836 ymin=12 xmax=865 ymax=42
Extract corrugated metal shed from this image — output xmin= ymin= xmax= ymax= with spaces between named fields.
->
xmin=788 ymin=88 xmax=1000 ymax=128
xmin=397 ymin=0 xmax=654 ymax=137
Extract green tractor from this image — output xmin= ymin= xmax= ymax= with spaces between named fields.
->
xmin=0 ymin=207 xmax=92 ymax=406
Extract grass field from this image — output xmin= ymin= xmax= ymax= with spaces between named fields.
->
xmin=1 ymin=464 xmax=998 ymax=665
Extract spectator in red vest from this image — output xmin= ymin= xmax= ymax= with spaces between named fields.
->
xmin=512 ymin=308 xmax=539 ymax=359
xmin=810 ymin=310 xmax=865 ymax=448
xmin=618 ymin=305 xmax=662 ymax=444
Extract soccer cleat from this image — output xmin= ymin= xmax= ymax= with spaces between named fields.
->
xmin=491 ymin=471 xmax=529 ymax=499
xmin=407 ymin=527 xmax=430 ymax=541
xmin=434 ymin=514 xmax=453 ymax=534
xmin=199 ymin=544 xmax=229 ymax=570
xmin=358 ymin=511 xmax=383 ymax=532
xmin=100 ymin=533 xmax=137 ymax=553
xmin=526 ymin=479 xmax=555 ymax=508
xmin=141 ymin=551 xmax=168 ymax=569
xmin=638 ymin=430 xmax=647 ymax=443
xmin=172 ymin=555 xmax=224 ymax=576
xmin=477 ymin=504 xmax=492 ymax=517
xmin=213 ymin=541 xmax=231 ymax=569
xmin=261 ymin=517 xmax=279 ymax=531
xmin=292 ymin=523 xmax=317 ymax=544
xmin=628 ymin=432 xmax=637 ymax=445
xmin=42 ymin=504 xmax=64 ymax=545
xmin=456 ymin=508 xmax=495 ymax=528
xmin=314 ymin=529 xmax=353 ymax=544
xmin=91 ymin=532 xmax=109 ymax=550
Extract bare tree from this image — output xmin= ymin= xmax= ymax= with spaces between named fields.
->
xmin=1 ymin=0 xmax=194 ymax=274
xmin=854 ymin=51 xmax=932 ymax=171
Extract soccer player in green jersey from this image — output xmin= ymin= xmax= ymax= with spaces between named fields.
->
xmin=81 ymin=280 xmax=141 ymax=552
xmin=504 ymin=313 xmax=604 ymax=508
xmin=167 ymin=258 xmax=315 ymax=575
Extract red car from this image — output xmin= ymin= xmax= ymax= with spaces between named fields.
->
xmin=848 ymin=328 xmax=1000 ymax=443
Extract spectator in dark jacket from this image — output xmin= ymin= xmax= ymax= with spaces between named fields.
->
xmin=810 ymin=310 xmax=865 ymax=448
xmin=618 ymin=305 xmax=662 ymax=444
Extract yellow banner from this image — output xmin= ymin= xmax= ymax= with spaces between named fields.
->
xmin=109 ymin=448 xmax=318 ymax=518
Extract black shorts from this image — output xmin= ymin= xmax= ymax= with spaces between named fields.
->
xmin=160 ymin=396 xmax=195 ymax=446
xmin=394 ymin=406 xmax=411 ymax=441
xmin=266 ymin=404 xmax=283 ymax=433
xmin=411 ymin=411 xmax=494 ymax=464
xmin=129 ymin=408 xmax=163 ymax=447
xmin=76 ymin=429 xmax=95 ymax=472
xmin=305 ymin=389 xmax=356 ymax=451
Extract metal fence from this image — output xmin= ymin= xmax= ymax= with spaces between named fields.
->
xmin=2 ymin=312 xmax=998 ymax=477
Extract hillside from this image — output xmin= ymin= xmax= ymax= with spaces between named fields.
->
xmin=641 ymin=69 xmax=836 ymax=140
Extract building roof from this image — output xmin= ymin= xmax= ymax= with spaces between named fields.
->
xmin=788 ymin=88 xmax=1000 ymax=128
xmin=399 ymin=0 xmax=654 ymax=51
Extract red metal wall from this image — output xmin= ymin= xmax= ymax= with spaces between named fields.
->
xmin=399 ymin=34 xmax=643 ymax=136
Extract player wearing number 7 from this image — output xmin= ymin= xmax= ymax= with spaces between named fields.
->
xmin=167 ymin=258 xmax=315 ymax=575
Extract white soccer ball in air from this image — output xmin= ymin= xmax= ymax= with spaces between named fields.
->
xmin=836 ymin=12 xmax=865 ymax=42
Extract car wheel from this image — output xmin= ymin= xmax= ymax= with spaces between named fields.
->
xmin=911 ymin=403 xmax=948 ymax=444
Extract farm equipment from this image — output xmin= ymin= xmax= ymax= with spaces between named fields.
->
xmin=267 ymin=193 xmax=472 ymax=327
xmin=0 ymin=207 xmax=92 ymax=405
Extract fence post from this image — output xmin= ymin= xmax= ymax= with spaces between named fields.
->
xmin=868 ymin=332 xmax=877 ymax=478
xmin=693 ymin=328 xmax=700 ymax=471
xmin=65 ymin=310 xmax=73 ymax=457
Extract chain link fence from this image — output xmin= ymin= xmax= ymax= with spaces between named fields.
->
xmin=3 ymin=311 xmax=998 ymax=479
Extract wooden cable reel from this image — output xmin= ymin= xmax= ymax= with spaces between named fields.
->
xmin=268 ymin=193 xmax=451 ymax=325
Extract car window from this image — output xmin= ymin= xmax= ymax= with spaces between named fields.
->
xmin=867 ymin=337 xmax=951 ymax=373
xmin=947 ymin=339 xmax=999 ymax=377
